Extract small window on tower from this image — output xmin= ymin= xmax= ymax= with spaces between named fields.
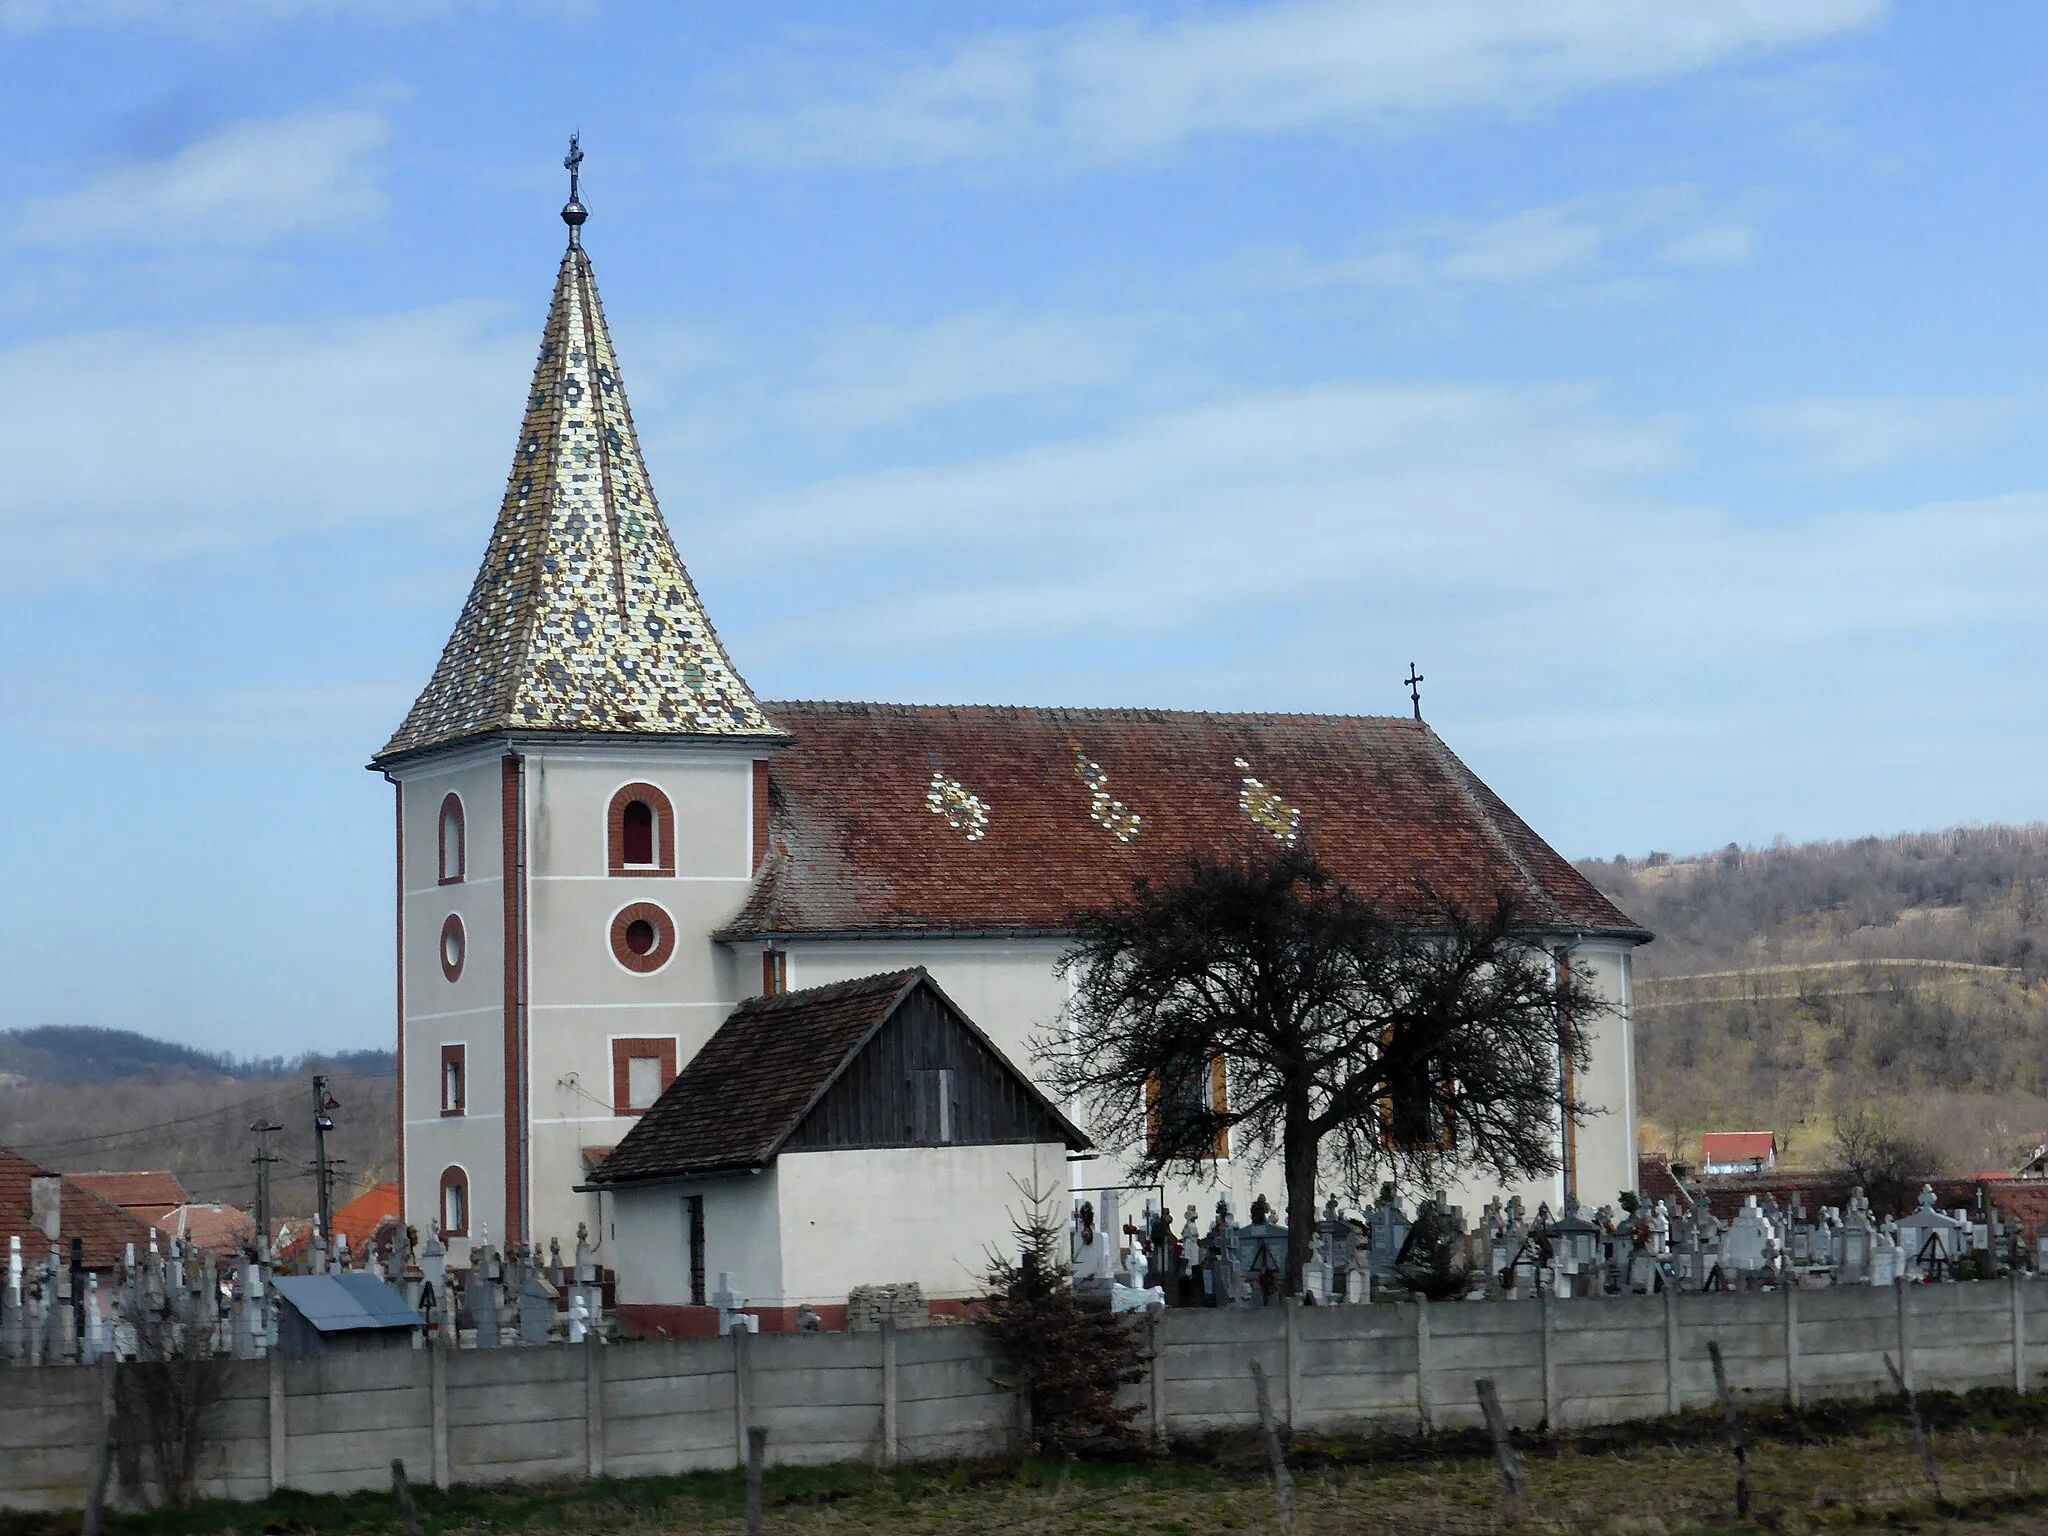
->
xmin=440 ymin=1044 xmax=466 ymax=1117
xmin=622 ymin=800 xmax=655 ymax=866
xmin=611 ymin=1036 xmax=677 ymax=1115
xmin=608 ymin=783 xmax=676 ymax=876
xmin=438 ymin=1166 xmax=469 ymax=1238
xmin=438 ymin=794 xmax=465 ymax=884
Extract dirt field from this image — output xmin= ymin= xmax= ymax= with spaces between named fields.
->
xmin=17 ymin=1391 xmax=2048 ymax=1535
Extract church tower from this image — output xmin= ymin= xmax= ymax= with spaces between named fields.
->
xmin=375 ymin=141 xmax=786 ymax=1261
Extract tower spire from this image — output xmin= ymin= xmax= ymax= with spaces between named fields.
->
xmin=561 ymin=133 xmax=588 ymax=246
xmin=377 ymin=158 xmax=782 ymax=763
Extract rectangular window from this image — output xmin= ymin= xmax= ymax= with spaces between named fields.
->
xmin=1385 ymin=1055 xmax=1456 ymax=1152
xmin=1146 ymin=1055 xmax=1229 ymax=1160
xmin=762 ymin=949 xmax=788 ymax=997
xmin=611 ymin=1037 xmax=678 ymax=1116
xmin=912 ymin=1067 xmax=958 ymax=1144
xmin=440 ymin=1044 xmax=466 ymax=1117
xmin=683 ymin=1195 xmax=706 ymax=1307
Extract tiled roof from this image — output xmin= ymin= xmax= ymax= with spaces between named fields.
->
xmin=1702 ymin=1132 xmax=1777 ymax=1163
xmin=71 ymin=1170 xmax=191 ymax=1213
xmin=153 ymin=1203 xmax=257 ymax=1258
xmin=722 ymin=704 xmax=1647 ymax=941
xmin=592 ymin=969 xmax=1083 ymax=1185
xmin=0 ymin=1147 xmax=160 ymax=1270
xmin=1637 ymin=1153 xmax=1694 ymax=1214
xmin=594 ymin=972 xmax=920 ymax=1184
xmin=377 ymin=233 xmax=780 ymax=762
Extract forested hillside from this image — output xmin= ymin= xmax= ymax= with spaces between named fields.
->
xmin=0 ymin=1027 xmax=395 ymax=1217
xmin=1579 ymin=825 xmax=2048 ymax=1174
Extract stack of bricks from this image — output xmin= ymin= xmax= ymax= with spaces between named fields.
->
xmin=845 ymin=1282 xmax=928 ymax=1331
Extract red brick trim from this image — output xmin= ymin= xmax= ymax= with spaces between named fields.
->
xmin=438 ymin=913 xmax=466 ymax=983
xmin=610 ymin=1036 xmax=678 ymax=1116
xmin=610 ymin=901 xmax=676 ymax=973
xmin=437 ymin=792 xmax=465 ymax=884
xmin=440 ymin=1043 xmax=467 ymax=1117
xmin=502 ymin=753 xmax=526 ymax=1245
xmin=752 ymin=760 xmax=771 ymax=871
xmin=394 ymin=780 xmax=405 ymax=1229
xmin=438 ymin=1165 xmax=470 ymax=1238
xmin=607 ymin=782 xmax=676 ymax=877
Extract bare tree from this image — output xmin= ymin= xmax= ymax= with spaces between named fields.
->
xmin=1832 ymin=1101 xmax=1938 ymax=1215
xmin=1045 ymin=841 xmax=1609 ymax=1292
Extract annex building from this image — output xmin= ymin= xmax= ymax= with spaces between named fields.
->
xmin=374 ymin=163 xmax=1650 ymax=1322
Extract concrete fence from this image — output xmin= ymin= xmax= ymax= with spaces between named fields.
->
xmin=7 ymin=1279 xmax=2048 ymax=1512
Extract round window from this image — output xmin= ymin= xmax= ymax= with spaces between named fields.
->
xmin=439 ymin=914 xmax=466 ymax=982
xmin=610 ymin=903 xmax=675 ymax=973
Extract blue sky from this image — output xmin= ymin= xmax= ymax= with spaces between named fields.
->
xmin=3 ymin=1 xmax=2045 ymax=1054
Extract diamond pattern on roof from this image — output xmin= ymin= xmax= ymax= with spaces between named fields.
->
xmin=378 ymin=242 xmax=780 ymax=761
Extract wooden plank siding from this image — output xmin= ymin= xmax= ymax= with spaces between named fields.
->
xmin=782 ymin=987 xmax=1069 ymax=1153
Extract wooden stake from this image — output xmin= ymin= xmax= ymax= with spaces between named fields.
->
xmin=1883 ymin=1351 xmax=1944 ymax=1505
xmin=391 ymin=1458 xmax=421 ymax=1536
xmin=1707 ymin=1340 xmax=1750 ymax=1522
xmin=1475 ymin=1377 xmax=1528 ymax=1525
xmin=1249 ymin=1359 xmax=1295 ymax=1535
xmin=745 ymin=1424 xmax=769 ymax=1536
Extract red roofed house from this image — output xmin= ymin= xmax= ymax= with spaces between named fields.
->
xmin=68 ymin=1170 xmax=191 ymax=1226
xmin=1 ymin=1148 xmax=158 ymax=1273
xmin=372 ymin=164 xmax=1652 ymax=1316
xmin=1702 ymin=1132 xmax=1778 ymax=1176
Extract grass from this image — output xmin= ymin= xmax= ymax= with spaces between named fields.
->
xmin=17 ymin=1390 xmax=2048 ymax=1535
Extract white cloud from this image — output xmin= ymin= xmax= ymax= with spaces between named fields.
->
xmin=713 ymin=382 xmax=2048 ymax=675
xmin=1219 ymin=189 xmax=1758 ymax=300
xmin=12 ymin=111 xmax=390 ymax=251
xmin=0 ymin=303 xmax=528 ymax=573
xmin=713 ymin=0 xmax=1885 ymax=169
xmin=1746 ymin=394 xmax=2021 ymax=474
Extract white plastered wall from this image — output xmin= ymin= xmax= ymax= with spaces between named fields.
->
xmin=608 ymin=1170 xmax=782 ymax=1309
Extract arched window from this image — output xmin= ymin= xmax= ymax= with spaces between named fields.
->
xmin=607 ymin=783 xmax=675 ymax=876
xmin=623 ymin=799 xmax=654 ymax=865
xmin=438 ymin=794 xmax=465 ymax=884
xmin=438 ymin=1166 xmax=469 ymax=1238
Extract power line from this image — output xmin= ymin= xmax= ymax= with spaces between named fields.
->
xmin=7 ymin=1081 xmax=305 ymax=1154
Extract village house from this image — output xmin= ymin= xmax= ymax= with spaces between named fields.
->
xmin=373 ymin=154 xmax=1650 ymax=1318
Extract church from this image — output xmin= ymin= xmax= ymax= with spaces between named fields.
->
xmin=373 ymin=153 xmax=1650 ymax=1323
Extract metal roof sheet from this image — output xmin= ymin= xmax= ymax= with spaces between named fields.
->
xmin=273 ymin=1273 xmax=422 ymax=1333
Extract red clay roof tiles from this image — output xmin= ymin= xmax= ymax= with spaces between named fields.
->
xmin=0 ymin=1148 xmax=161 ymax=1270
xmin=724 ymin=703 xmax=1646 ymax=941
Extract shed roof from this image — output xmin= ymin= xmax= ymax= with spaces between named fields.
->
xmin=1702 ymin=1132 xmax=1778 ymax=1164
xmin=272 ymin=1273 xmax=423 ymax=1334
xmin=724 ymin=703 xmax=1647 ymax=942
xmin=591 ymin=969 xmax=1086 ymax=1185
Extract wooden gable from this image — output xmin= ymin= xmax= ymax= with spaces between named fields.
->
xmin=782 ymin=980 xmax=1074 ymax=1154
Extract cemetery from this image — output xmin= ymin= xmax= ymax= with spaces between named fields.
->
xmin=10 ymin=1170 xmax=2048 ymax=1516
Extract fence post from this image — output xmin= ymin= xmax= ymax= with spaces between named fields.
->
xmin=1539 ymin=1288 xmax=1557 ymax=1429
xmin=1415 ymin=1296 xmax=1433 ymax=1434
xmin=2013 ymin=1271 xmax=2027 ymax=1393
xmin=880 ymin=1319 xmax=899 ymax=1467
xmin=430 ymin=1341 xmax=450 ymax=1490
xmin=267 ymin=1345 xmax=286 ymax=1494
xmin=1896 ymin=1278 xmax=1914 ymax=1395
xmin=1282 ymin=1297 xmax=1299 ymax=1430
xmin=732 ymin=1324 xmax=751 ymax=1469
xmin=1664 ymin=1281 xmax=1681 ymax=1416
xmin=584 ymin=1330 xmax=605 ymax=1479
xmin=1784 ymin=1283 xmax=1801 ymax=1410
xmin=1147 ymin=1315 xmax=1165 ymax=1448
xmin=744 ymin=1424 xmax=768 ymax=1536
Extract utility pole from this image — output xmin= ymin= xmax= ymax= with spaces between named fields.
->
xmin=312 ymin=1075 xmax=339 ymax=1252
xmin=250 ymin=1120 xmax=282 ymax=1258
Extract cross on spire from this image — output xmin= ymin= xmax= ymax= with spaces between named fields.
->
xmin=561 ymin=132 xmax=588 ymax=244
xmin=1405 ymin=662 xmax=1424 ymax=721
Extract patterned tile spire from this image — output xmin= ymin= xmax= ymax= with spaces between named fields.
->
xmin=378 ymin=153 xmax=781 ymax=761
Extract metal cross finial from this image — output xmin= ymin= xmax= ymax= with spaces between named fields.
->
xmin=1405 ymin=662 xmax=1425 ymax=721
xmin=561 ymin=132 xmax=589 ymax=244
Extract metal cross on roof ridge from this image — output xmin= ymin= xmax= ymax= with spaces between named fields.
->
xmin=1405 ymin=662 xmax=1424 ymax=721
xmin=562 ymin=132 xmax=588 ymax=244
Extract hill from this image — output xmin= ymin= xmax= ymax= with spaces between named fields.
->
xmin=1578 ymin=824 xmax=2048 ymax=1176
xmin=0 ymin=1026 xmax=396 ymax=1218
xmin=0 ymin=1024 xmax=393 ymax=1087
